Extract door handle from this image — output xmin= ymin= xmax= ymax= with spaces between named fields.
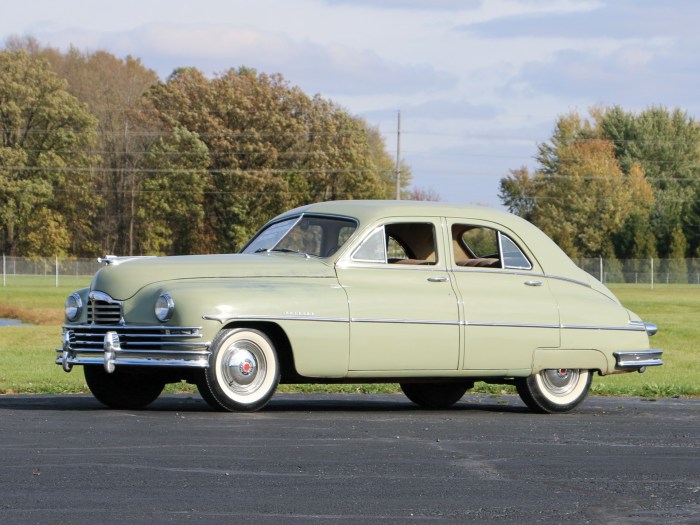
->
xmin=427 ymin=276 xmax=449 ymax=283
xmin=524 ymin=280 xmax=543 ymax=287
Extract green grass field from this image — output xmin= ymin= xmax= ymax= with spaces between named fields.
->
xmin=0 ymin=276 xmax=697 ymax=397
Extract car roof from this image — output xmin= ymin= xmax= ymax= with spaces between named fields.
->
xmin=276 ymin=200 xmax=596 ymax=287
xmin=281 ymin=200 xmax=518 ymax=225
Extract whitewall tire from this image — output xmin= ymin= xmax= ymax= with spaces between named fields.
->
xmin=516 ymin=369 xmax=592 ymax=414
xmin=198 ymin=328 xmax=280 ymax=412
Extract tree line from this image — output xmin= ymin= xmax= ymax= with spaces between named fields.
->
xmin=0 ymin=37 xmax=409 ymax=257
xmin=499 ymin=106 xmax=700 ymax=263
xmin=3 ymin=38 xmax=699 ymax=264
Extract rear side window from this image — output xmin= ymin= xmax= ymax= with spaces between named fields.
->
xmin=452 ymin=224 xmax=531 ymax=270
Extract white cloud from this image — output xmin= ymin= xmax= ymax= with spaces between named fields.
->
xmin=2 ymin=0 xmax=699 ymax=207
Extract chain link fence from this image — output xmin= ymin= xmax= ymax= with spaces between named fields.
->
xmin=577 ymin=258 xmax=700 ymax=286
xmin=1 ymin=255 xmax=699 ymax=287
xmin=1 ymin=256 xmax=103 ymax=287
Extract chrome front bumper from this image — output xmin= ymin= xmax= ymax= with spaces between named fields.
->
xmin=613 ymin=349 xmax=664 ymax=371
xmin=57 ymin=325 xmax=211 ymax=373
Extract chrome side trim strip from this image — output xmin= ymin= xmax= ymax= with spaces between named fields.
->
xmin=627 ymin=320 xmax=659 ymax=335
xmin=561 ymin=323 xmax=646 ymax=332
xmin=450 ymin=267 xmax=591 ymax=288
xmin=203 ymin=314 xmax=650 ymax=333
xmin=467 ymin=321 xmax=559 ymax=329
xmin=351 ymin=318 xmax=459 ymax=326
xmin=203 ymin=314 xmax=348 ymax=324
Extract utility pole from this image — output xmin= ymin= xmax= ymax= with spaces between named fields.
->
xmin=395 ymin=110 xmax=401 ymax=200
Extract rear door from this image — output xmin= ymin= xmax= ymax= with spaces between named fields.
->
xmin=447 ymin=220 xmax=560 ymax=371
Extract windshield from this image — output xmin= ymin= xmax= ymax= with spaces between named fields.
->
xmin=242 ymin=214 xmax=358 ymax=258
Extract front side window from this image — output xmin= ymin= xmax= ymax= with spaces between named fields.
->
xmin=243 ymin=215 xmax=357 ymax=258
xmin=352 ymin=227 xmax=386 ymax=262
xmin=352 ymin=222 xmax=437 ymax=265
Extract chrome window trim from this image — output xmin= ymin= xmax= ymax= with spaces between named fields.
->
xmin=498 ymin=231 xmax=533 ymax=270
xmin=242 ymin=213 xmax=360 ymax=257
xmin=339 ymin=263 xmax=450 ymax=272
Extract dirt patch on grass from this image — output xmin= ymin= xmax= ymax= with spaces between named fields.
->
xmin=0 ymin=305 xmax=63 ymax=325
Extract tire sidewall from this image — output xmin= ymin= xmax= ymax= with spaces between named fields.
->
xmin=526 ymin=369 xmax=592 ymax=413
xmin=205 ymin=328 xmax=280 ymax=411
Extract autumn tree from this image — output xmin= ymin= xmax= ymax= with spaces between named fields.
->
xmin=407 ymin=186 xmax=441 ymax=201
xmin=47 ymin=47 xmax=160 ymax=255
xmin=2 ymin=38 xmax=407 ymax=256
xmin=148 ymin=67 xmax=393 ymax=252
xmin=136 ymin=127 xmax=210 ymax=254
xmin=500 ymin=107 xmax=700 ymax=260
xmin=0 ymin=50 xmax=98 ymax=256
xmin=500 ymin=112 xmax=655 ymax=258
xmin=596 ymin=106 xmax=700 ymax=258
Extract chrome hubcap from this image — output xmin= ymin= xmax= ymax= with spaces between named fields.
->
xmin=540 ymin=369 xmax=579 ymax=396
xmin=221 ymin=341 xmax=266 ymax=394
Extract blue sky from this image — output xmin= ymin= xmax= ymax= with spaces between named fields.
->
xmin=2 ymin=0 xmax=698 ymax=207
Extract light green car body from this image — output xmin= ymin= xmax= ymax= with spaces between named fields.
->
xmin=58 ymin=200 xmax=662 ymax=412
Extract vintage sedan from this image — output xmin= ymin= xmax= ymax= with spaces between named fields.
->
xmin=57 ymin=200 xmax=662 ymax=413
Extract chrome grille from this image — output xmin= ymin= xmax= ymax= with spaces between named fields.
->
xmin=87 ymin=292 xmax=123 ymax=325
xmin=67 ymin=325 xmax=203 ymax=349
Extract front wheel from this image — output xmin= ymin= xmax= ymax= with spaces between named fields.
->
xmin=400 ymin=382 xmax=472 ymax=409
xmin=515 ymin=369 xmax=592 ymax=414
xmin=197 ymin=328 xmax=280 ymax=412
xmin=83 ymin=366 xmax=165 ymax=409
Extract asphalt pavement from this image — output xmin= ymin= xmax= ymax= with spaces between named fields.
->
xmin=0 ymin=393 xmax=698 ymax=524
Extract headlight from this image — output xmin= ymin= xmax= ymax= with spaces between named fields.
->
xmin=155 ymin=293 xmax=175 ymax=322
xmin=65 ymin=293 xmax=83 ymax=322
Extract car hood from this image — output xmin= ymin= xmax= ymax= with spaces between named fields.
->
xmin=91 ymin=253 xmax=335 ymax=300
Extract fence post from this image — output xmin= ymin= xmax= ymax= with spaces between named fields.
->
xmin=599 ymin=256 xmax=603 ymax=283
xmin=650 ymin=258 xmax=654 ymax=290
xmin=2 ymin=254 xmax=5 ymax=287
xmin=55 ymin=255 xmax=59 ymax=288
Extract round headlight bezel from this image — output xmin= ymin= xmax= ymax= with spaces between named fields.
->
xmin=155 ymin=293 xmax=175 ymax=322
xmin=65 ymin=293 xmax=83 ymax=322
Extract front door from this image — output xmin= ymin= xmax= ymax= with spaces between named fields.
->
xmin=336 ymin=218 xmax=460 ymax=372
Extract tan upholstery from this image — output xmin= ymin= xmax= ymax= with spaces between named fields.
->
xmin=390 ymin=258 xmax=433 ymax=265
xmin=456 ymin=258 xmax=500 ymax=268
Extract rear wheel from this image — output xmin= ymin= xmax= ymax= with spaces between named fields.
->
xmin=516 ymin=369 xmax=592 ymax=414
xmin=400 ymin=382 xmax=471 ymax=409
xmin=197 ymin=328 xmax=280 ymax=412
xmin=84 ymin=366 xmax=165 ymax=409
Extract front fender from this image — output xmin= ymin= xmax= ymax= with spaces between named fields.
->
xmin=129 ymin=277 xmax=351 ymax=377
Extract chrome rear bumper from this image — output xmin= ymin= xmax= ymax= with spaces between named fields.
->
xmin=613 ymin=349 xmax=663 ymax=371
